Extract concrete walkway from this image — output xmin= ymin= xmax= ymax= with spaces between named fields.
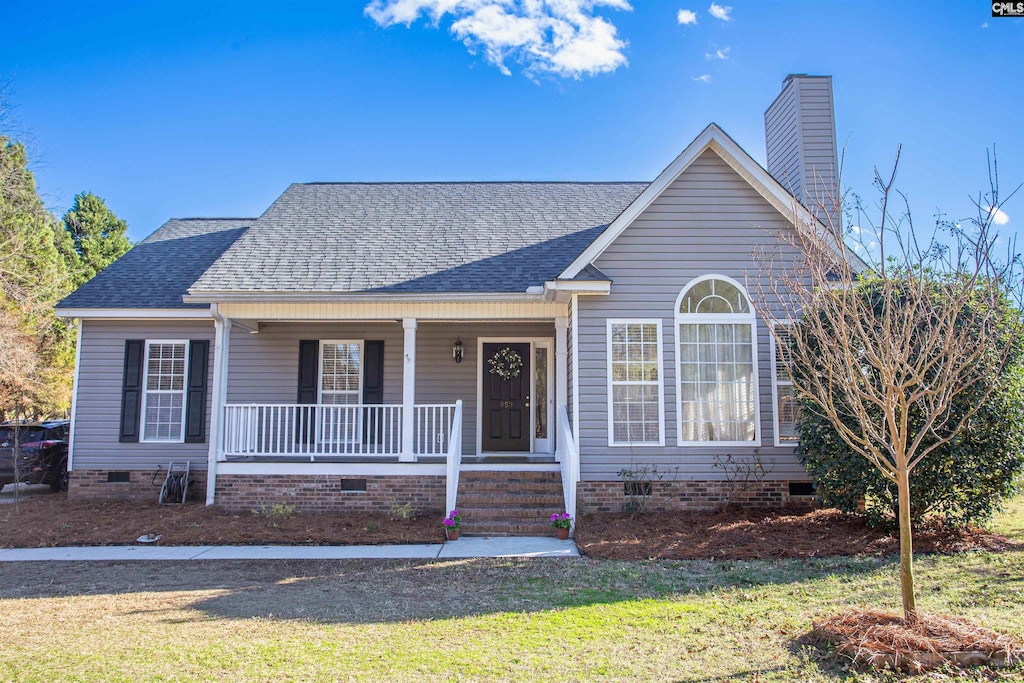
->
xmin=0 ymin=483 xmax=52 ymax=504
xmin=0 ymin=536 xmax=580 ymax=562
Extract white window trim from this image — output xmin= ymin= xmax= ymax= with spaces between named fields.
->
xmin=606 ymin=319 xmax=666 ymax=447
xmin=674 ymin=275 xmax=762 ymax=447
xmin=770 ymin=319 xmax=798 ymax=447
xmin=140 ymin=339 xmax=189 ymax=444
xmin=317 ymin=340 xmax=365 ymax=447
xmin=317 ymin=340 xmax=364 ymax=405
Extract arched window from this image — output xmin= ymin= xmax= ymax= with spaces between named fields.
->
xmin=675 ymin=276 xmax=760 ymax=444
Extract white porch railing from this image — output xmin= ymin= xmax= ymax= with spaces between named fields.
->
xmin=414 ymin=404 xmax=458 ymax=456
xmin=556 ymin=405 xmax=578 ymax=527
xmin=445 ymin=400 xmax=463 ymax=513
xmin=222 ymin=403 xmax=457 ymax=460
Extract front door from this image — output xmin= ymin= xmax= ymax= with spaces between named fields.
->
xmin=482 ymin=342 xmax=531 ymax=452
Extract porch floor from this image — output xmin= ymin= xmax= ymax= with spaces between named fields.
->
xmin=222 ymin=453 xmax=556 ymax=465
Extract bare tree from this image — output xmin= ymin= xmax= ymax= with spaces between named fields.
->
xmin=753 ymin=148 xmax=1023 ymax=621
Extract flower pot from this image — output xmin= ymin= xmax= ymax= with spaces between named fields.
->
xmin=556 ymin=527 xmax=570 ymax=540
xmin=446 ymin=529 xmax=460 ymax=541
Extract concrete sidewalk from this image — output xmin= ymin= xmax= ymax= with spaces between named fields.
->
xmin=0 ymin=536 xmax=580 ymax=562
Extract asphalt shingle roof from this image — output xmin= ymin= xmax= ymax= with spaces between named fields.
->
xmin=188 ymin=182 xmax=648 ymax=295
xmin=57 ymin=219 xmax=250 ymax=309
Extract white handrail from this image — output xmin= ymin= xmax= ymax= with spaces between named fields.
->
xmin=445 ymin=400 xmax=463 ymax=513
xmin=556 ymin=405 xmax=578 ymax=529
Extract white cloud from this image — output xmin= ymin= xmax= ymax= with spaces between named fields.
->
xmin=677 ymin=8 xmax=697 ymax=24
xmin=364 ymin=0 xmax=632 ymax=78
xmin=985 ymin=206 xmax=1010 ymax=225
xmin=691 ymin=73 xmax=712 ymax=83
xmin=981 ymin=21 xmax=989 ymax=28
xmin=708 ymin=2 xmax=731 ymax=20
xmin=704 ymin=46 xmax=730 ymax=60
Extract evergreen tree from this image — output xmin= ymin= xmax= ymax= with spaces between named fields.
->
xmin=62 ymin=191 xmax=132 ymax=286
xmin=0 ymin=135 xmax=75 ymax=417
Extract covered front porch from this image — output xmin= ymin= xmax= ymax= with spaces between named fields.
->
xmin=202 ymin=300 xmax=580 ymax=517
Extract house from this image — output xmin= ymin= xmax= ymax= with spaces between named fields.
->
xmin=56 ymin=74 xmax=846 ymax=534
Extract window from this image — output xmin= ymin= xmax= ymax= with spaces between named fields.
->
xmin=771 ymin=323 xmax=799 ymax=444
xmin=319 ymin=341 xmax=362 ymax=444
xmin=676 ymin=276 xmax=760 ymax=444
xmin=534 ymin=347 xmax=548 ymax=439
xmin=607 ymin=320 xmax=665 ymax=446
xmin=141 ymin=341 xmax=188 ymax=442
xmin=319 ymin=341 xmax=362 ymax=405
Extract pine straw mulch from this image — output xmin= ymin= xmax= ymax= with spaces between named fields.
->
xmin=808 ymin=607 xmax=1024 ymax=672
xmin=0 ymin=495 xmax=444 ymax=547
xmin=574 ymin=506 xmax=1023 ymax=560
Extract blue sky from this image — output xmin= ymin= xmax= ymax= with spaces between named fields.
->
xmin=2 ymin=1 xmax=1021 ymax=245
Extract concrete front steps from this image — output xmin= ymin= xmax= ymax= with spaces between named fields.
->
xmin=456 ymin=470 xmax=566 ymax=537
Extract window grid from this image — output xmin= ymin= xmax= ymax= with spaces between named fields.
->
xmin=143 ymin=342 xmax=187 ymax=442
xmin=320 ymin=342 xmax=361 ymax=406
xmin=609 ymin=322 xmax=662 ymax=445
xmin=773 ymin=325 xmax=799 ymax=442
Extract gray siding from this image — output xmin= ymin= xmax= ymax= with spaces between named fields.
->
xmin=764 ymin=74 xmax=839 ymax=228
xmin=764 ymin=80 xmax=803 ymax=200
xmin=72 ymin=319 xmax=215 ymax=471
xmin=578 ymin=148 xmax=805 ymax=481
xmin=225 ymin=321 xmax=555 ymax=456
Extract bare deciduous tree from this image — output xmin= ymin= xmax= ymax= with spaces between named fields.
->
xmin=753 ymin=148 xmax=1023 ymax=620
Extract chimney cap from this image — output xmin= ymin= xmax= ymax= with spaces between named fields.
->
xmin=783 ymin=73 xmax=831 ymax=88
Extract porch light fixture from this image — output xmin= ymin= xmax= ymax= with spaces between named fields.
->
xmin=452 ymin=337 xmax=464 ymax=364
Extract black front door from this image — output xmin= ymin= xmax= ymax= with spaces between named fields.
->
xmin=482 ymin=343 xmax=531 ymax=452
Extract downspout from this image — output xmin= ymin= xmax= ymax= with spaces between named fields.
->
xmin=206 ymin=304 xmax=226 ymax=505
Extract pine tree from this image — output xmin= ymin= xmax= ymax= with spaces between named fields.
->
xmin=62 ymin=191 xmax=132 ymax=286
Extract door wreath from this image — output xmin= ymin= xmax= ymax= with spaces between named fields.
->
xmin=488 ymin=347 xmax=523 ymax=380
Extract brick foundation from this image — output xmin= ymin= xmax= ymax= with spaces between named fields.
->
xmin=214 ymin=474 xmax=446 ymax=513
xmin=69 ymin=469 xmax=208 ymax=503
xmin=578 ymin=479 xmax=815 ymax=513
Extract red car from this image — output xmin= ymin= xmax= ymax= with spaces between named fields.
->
xmin=0 ymin=420 xmax=70 ymax=493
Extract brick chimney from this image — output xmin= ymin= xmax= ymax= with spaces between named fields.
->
xmin=764 ymin=74 xmax=840 ymax=229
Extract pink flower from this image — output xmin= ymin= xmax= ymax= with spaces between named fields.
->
xmin=550 ymin=514 xmax=559 ymax=522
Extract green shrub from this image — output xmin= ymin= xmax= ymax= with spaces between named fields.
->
xmin=795 ymin=279 xmax=1024 ymax=528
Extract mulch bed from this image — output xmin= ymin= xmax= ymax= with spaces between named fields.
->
xmin=574 ymin=506 xmax=1022 ymax=560
xmin=809 ymin=607 xmax=1024 ymax=672
xmin=0 ymin=495 xmax=444 ymax=547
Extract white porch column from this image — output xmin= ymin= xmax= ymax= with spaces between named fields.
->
xmin=206 ymin=306 xmax=231 ymax=505
xmin=555 ymin=316 xmax=569 ymax=459
xmin=401 ymin=318 xmax=417 ymax=462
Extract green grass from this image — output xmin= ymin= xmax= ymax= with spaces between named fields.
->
xmin=1 ymin=499 xmax=1022 ymax=682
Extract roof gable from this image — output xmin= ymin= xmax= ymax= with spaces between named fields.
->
xmin=559 ymin=124 xmax=854 ymax=278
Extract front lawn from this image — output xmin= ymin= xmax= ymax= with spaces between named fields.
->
xmin=1 ymin=498 xmax=1022 ymax=682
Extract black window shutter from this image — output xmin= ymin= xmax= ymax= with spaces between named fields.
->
xmin=119 ymin=340 xmax=145 ymax=442
xmin=362 ymin=340 xmax=385 ymax=444
xmin=184 ymin=340 xmax=210 ymax=443
xmin=362 ymin=340 xmax=385 ymax=404
xmin=296 ymin=340 xmax=319 ymax=444
xmin=297 ymin=340 xmax=319 ymax=404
